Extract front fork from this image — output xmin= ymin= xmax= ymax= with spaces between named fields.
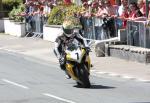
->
xmin=65 ymin=55 xmax=91 ymax=80
xmin=85 ymin=55 xmax=91 ymax=74
xmin=65 ymin=63 xmax=78 ymax=80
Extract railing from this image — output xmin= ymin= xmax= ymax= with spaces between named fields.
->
xmin=25 ymin=13 xmax=44 ymax=38
xmin=25 ymin=15 xmax=118 ymax=40
xmin=127 ymin=20 xmax=150 ymax=48
xmin=80 ymin=16 xmax=118 ymax=40
xmin=24 ymin=14 xmax=150 ymax=49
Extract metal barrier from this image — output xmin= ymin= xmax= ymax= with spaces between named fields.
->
xmin=25 ymin=15 xmax=118 ymax=40
xmin=25 ymin=13 xmax=44 ymax=38
xmin=81 ymin=16 xmax=118 ymax=40
xmin=127 ymin=20 xmax=150 ymax=48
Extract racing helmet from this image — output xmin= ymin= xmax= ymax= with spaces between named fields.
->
xmin=62 ymin=20 xmax=74 ymax=37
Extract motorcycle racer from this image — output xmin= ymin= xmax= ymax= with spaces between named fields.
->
xmin=54 ymin=19 xmax=88 ymax=79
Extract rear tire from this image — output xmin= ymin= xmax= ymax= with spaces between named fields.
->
xmin=79 ymin=65 xmax=91 ymax=88
xmin=76 ymin=82 xmax=82 ymax=87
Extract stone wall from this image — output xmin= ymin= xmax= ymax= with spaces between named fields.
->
xmin=108 ymin=45 xmax=150 ymax=63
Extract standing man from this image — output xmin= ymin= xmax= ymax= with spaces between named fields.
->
xmin=118 ymin=0 xmax=128 ymax=16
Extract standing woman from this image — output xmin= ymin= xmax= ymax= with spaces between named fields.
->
xmin=128 ymin=2 xmax=144 ymax=20
xmin=81 ymin=1 xmax=93 ymax=39
xmin=128 ymin=2 xmax=145 ymax=46
xmin=137 ymin=0 xmax=146 ymax=16
xmin=94 ymin=0 xmax=108 ymax=40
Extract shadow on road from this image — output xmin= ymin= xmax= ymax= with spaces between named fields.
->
xmin=90 ymin=85 xmax=116 ymax=89
xmin=74 ymin=84 xmax=115 ymax=89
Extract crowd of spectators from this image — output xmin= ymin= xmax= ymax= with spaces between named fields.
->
xmin=23 ymin=0 xmax=56 ymax=33
xmin=76 ymin=0 xmax=148 ymax=39
xmin=22 ymin=0 xmax=149 ymax=39
xmin=80 ymin=0 xmax=148 ymax=27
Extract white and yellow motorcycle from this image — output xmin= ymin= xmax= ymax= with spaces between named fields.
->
xmin=64 ymin=39 xmax=91 ymax=88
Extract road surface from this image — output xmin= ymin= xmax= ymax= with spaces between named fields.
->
xmin=0 ymin=50 xmax=150 ymax=103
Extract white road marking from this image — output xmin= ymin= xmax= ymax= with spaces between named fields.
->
xmin=121 ymin=76 xmax=135 ymax=79
xmin=92 ymin=71 xmax=150 ymax=83
xmin=2 ymin=79 xmax=29 ymax=89
xmin=96 ymin=71 xmax=108 ymax=74
xmin=90 ymin=70 xmax=97 ymax=72
xmin=0 ymin=48 xmax=16 ymax=52
xmin=43 ymin=93 xmax=76 ymax=103
xmin=108 ymin=73 xmax=120 ymax=77
xmin=137 ymin=79 xmax=150 ymax=82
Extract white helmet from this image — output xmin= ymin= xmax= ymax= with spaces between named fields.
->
xmin=62 ymin=20 xmax=74 ymax=37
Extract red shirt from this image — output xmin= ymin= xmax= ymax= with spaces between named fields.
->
xmin=110 ymin=0 xmax=115 ymax=5
xmin=64 ymin=0 xmax=72 ymax=4
xmin=141 ymin=4 xmax=146 ymax=16
xmin=129 ymin=11 xmax=138 ymax=19
xmin=121 ymin=11 xmax=129 ymax=28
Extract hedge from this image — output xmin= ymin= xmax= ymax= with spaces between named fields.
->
xmin=2 ymin=0 xmax=23 ymax=12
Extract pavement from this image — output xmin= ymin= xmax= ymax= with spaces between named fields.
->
xmin=0 ymin=34 xmax=150 ymax=83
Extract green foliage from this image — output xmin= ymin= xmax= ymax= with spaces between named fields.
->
xmin=2 ymin=0 xmax=23 ymax=11
xmin=48 ymin=6 xmax=65 ymax=25
xmin=9 ymin=7 xmax=16 ymax=20
xmin=48 ymin=4 xmax=83 ymax=26
xmin=9 ymin=3 xmax=25 ymax=22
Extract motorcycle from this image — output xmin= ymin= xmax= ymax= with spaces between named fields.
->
xmin=64 ymin=39 xmax=91 ymax=88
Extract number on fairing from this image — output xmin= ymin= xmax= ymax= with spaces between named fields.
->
xmin=75 ymin=53 xmax=79 ymax=60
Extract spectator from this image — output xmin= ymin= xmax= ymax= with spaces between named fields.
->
xmin=81 ymin=1 xmax=93 ymax=39
xmin=43 ymin=2 xmax=54 ymax=23
xmin=83 ymin=1 xmax=92 ymax=19
xmin=28 ymin=1 xmax=36 ymax=32
xmin=80 ymin=2 xmax=89 ymax=15
xmin=79 ymin=2 xmax=89 ymax=36
xmin=95 ymin=0 xmax=108 ymax=18
xmin=32 ymin=2 xmax=41 ymax=33
xmin=39 ymin=6 xmax=44 ymax=33
xmin=24 ymin=2 xmax=31 ymax=33
xmin=118 ymin=0 xmax=128 ymax=16
xmin=137 ymin=0 xmax=146 ymax=16
xmin=119 ymin=6 xmax=129 ymax=28
xmin=110 ymin=0 xmax=116 ymax=5
xmin=64 ymin=0 xmax=72 ymax=5
xmin=148 ymin=4 xmax=150 ymax=19
xmin=117 ymin=0 xmax=129 ymax=28
xmin=49 ymin=0 xmax=57 ymax=5
xmin=81 ymin=0 xmax=88 ymax=3
xmin=128 ymin=2 xmax=144 ymax=20
xmin=94 ymin=0 xmax=107 ymax=40
xmin=24 ymin=2 xmax=30 ymax=22
xmin=91 ymin=0 xmax=99 ymax=14
xmin=104 ymin=0 xmax=118 ymax=17
xmin=103 ymin=0 xmax=117 ymax=37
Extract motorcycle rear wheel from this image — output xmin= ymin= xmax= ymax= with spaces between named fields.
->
xmin=78 ymin=64 xmax=91 ymax=88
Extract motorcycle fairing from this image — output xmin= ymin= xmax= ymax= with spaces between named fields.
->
xmin=66 ymin=48 xmax=86 ymax=63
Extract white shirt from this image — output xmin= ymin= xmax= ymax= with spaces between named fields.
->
xmin=43 ymin=5 xmax=51 ymax=17
xmin=118 ymin=5 xmax=124 ymax=16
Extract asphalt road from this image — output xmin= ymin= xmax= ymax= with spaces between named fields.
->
xmin=0 ymin=50 xmax=150 ymax=103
